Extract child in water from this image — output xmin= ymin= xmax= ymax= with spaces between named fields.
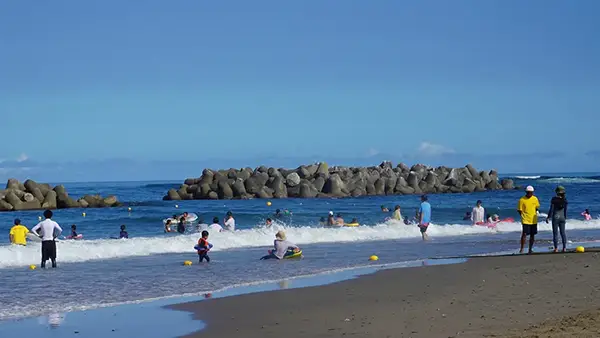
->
xmin=260 ymin=231 xmax=300 ymax=260
xmin=582 ymin=209 xmax=592 ymax=221
xmin=119 ymin=225 xmax=128 ymax=239
xmin=70 ymin=224 xmax=78 ymax=238
xmin=381 ymin=205 xmax=389 ymax=212
xmin=195 ymin=230 xmax=213 ymax=263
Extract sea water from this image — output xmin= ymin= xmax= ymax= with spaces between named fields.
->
xmin=0 ymin=173 xmax=599 ymax=320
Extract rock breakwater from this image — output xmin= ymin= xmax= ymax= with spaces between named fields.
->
xmin=163 ymin=162 xmax=515 ymax=200
xmin=0 ymin=179 xmax=121 ymax=212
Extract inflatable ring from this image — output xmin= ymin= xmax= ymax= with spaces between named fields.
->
xmin=284 ymin=250 xmax=303 ymax=259
xmin=344 ymin=223 xmax=360 ymax=227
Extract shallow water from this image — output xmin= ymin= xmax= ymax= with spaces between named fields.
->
xmin=0 ymin=173 xmax=599 ymax=320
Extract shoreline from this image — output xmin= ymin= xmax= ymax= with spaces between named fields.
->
xmin=172 ymin=252 xmax=600 ymax=338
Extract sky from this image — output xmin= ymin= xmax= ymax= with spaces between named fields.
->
xmin=1 ymin=0 xmax=599 ymax=182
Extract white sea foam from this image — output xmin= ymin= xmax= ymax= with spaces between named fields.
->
xmin=514 ymin=176 xmax=541 ymax=179
xmin=539 ymin=177 xmax=600 ymax=184
xmin=2 ymin=220 xmax=600 ymax=269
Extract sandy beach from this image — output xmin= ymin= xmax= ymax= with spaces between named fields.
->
xmin=172 ymin=252 xmax=600 ymax=338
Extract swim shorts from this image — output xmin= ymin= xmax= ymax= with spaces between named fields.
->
xmin=522 ymin=223 xmax=538 ymax=235
xmin=419 ymin=223 xmax=429 ymax=233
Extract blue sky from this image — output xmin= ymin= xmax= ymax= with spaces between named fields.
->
xmin=1 ymin=0 xmax=599 ymax=182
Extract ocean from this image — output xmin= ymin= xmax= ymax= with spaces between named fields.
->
xmin=1 ymin=173 xmax=599 ymax=321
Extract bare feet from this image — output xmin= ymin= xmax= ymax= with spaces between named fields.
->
xmin=562 ymin=248 xmax=566 ymax=253
xmin=553 ymin=248 xmax=558 ymax=253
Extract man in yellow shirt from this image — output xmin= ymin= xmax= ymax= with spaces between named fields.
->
xmin=518 ymin=186 xmax=540 ymax=254
xmin=9 ymin=218 xmax=29 ymax=246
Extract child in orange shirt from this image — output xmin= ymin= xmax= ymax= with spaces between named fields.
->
xmin=194 ymin=230 xmax=213 ymax=263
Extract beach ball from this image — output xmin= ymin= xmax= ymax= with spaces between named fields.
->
xmin=128 ymin=207 xmax=132 ymax=212
xmin=183 ymin=260 xmax=192 ymax=266
xmin=576 ymin=246 xmax=585 ymax=253
xmin=267 ymin=201 xmax=272 ymax=206
xmin=175 ymin=204 xmax=179 ymax=209
xmin=369 ymin=255 xmax=379 ymax=261
xmin=38 ymin=216 xmax=42 ymax=221
xmin=82 ymin=212 xmax=86 ymax=217
xmin=29 ymin=264 xmax=36 ymax=270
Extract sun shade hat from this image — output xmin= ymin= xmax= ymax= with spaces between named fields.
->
xmin=525 ymin=185 xmax=534 ymax=192
xmin=275 ymin=230 xmax=286 ymax=240
xmin=555 ymin=186 xmax=566 ymax=193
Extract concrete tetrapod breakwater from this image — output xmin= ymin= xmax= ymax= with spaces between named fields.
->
xmin=163 ymin=162 xmax=516 ymax=200
xmin=0 ymin=179 xmax=121 ymax=212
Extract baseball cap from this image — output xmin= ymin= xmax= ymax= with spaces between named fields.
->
xmin=525 ymin=185 xmax=534 ymax=192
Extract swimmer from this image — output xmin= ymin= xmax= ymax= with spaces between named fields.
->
xmin=463 ymin=211 xmax=472 ymax=220
xmin=381 ymin=205 xmax=389 ymax=213
xmin=327 ymin=211 xmax=336 ymax=226
xmin=274 ymin=209 xmax=282 ymax=218
xmin=119 ymin=225 xmax=129 ymax=239
xmin=266 ymin=218 xmax=273 ymax=227
xmin=335 ymin=213 xmax=345 ymax=226
xmin=164 ymin=219 xmax=173 ymax=233
xmin=177 ymin=217 xmax=186 ymax=234
xmin=582 ymin=209 xmax=592 ymax=221
xmin=350 ymin=218 xmax=359 ymax=225
xmin=70 ymin=224 xmax=78 ymax=238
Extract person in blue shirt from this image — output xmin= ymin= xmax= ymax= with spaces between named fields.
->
xmin=418 ymin=195 xmax=432 ymax=241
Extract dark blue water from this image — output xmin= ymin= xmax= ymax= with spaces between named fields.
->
xmin=0 ymin=173 xmax=599 ymax=320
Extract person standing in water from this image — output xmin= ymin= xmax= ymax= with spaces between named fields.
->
xmin=518 ymin=186 xmax=540 ymax=254
xmin=9 ymin=218 xmax=29 ymax=246
xmin=392 ymin=205 xmax=403 ymax=222
xmin=418 ymin=195 xmax=431 ymax=241
xmin=471 ymin=200 xmax=485 ymax=225
xmin=224 ymin=211 xmax=235 ymax=231
xmin=546 ymin=186 xmax=568 ymax=253
xmin=31 ymin=210 xmax=63 ymax=268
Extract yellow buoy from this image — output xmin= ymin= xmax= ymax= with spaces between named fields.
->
xmin=128 ymin=207 xmax=132 ymax=212
xmin=175 ymin=204 xmax=179 ymax=209
xmin=183 ymin=260 xmax=192 ymax=266
xmin=29 ymin=264 xmax=36 ymax=270
xmin=267 ymin=201 xmax=272 ymax=206
xmin=576 ymin=246 xmax=585 ymax=253
xmin=369 ymin=255 xmax=379 ymax=261
xmin=38 ymin=216 xmax=42 ymax=221
xmin=82 ymin=212 xmax=86 ymax=217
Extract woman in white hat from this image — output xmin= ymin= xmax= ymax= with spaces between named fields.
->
xmin=260 ymin=230 xmax=300 ymax=260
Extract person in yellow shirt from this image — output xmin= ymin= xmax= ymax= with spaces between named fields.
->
xmin=518 ymin=186 xmax=540 ymax=254
xmin=9 ymin=218 xmax=29 ymax=246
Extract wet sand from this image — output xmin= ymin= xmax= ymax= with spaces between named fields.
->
xmin=172 ymin=252 xmax=600 ymax=338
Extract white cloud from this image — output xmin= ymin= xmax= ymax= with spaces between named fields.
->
xmin=16 ymin=153 xmax=28 ymax=162
xmin=417 ymin=142 xmax=455 ymax=156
